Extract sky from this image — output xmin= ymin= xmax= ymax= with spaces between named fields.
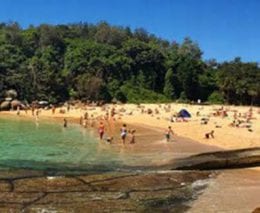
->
xmin=0 ymin=0 xmax=259 ymax=62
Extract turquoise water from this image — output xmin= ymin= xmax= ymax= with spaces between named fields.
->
xmin=0 ymin=116 xmax=125 ymax=173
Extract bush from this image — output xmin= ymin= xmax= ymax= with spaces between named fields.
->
xmin=120 ymin=85 xmax=169 ymax=103
xmin=208 ymin=91 xmax=224 ymax=104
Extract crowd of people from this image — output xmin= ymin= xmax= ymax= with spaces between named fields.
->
xmin=11 ymin=101 xmax=259 ymax=148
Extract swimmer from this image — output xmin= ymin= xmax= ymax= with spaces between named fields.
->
xmin=63 ymin=118 xmax=68 ymax=128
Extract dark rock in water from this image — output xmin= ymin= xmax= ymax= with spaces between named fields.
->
xmin=0 ymin=101 xmax=11 ymax=110
xmin=170 ymin=147 xmax=260 ymax=170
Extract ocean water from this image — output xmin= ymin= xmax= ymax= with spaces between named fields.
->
xmin=0 ymin=116 xmax=125 ymax=172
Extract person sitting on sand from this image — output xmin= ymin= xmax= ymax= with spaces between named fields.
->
xmin=200 ymin=118 xmax=209 ymax=125
xmin=120 ymin=124 xmax=127 ymax=144
xmin=129 ymin=129 xmax=136 ymax=144
xmin=205 ymin=130 xmax=214 ymax=139
xmin=106 ymin=136 xmax=113 ymax=143
xmin=165 ymin=126 xmax=174 ymax=142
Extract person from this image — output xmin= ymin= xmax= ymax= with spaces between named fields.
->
xmin=84 ymin=112 xmax=88 ymax=120
xmin=17 ymin=106 xmax=20 ymax=116
xmin=165 ymin=126 xmax=174 ymax=142
xmin=205 ymin=130 xmax=214 ymax=139
xmin=98 ymin=122 xmax=105 ymax=140
xmin=106 ymin=136 xmax=113 ymax=143
xmin=52 ymin=105 xmax=56 ymax=114
xmin=129 ymin=129 xmax=136 ymax=144
xmin=36 ymin=109 xmax=40 ymax=118
xmin=31 ymin=105 xmax=35 ymax=116
xmin=63 ymin=118 xmax=68 ymax=128
xmin=79 ymin=116 xmax=83 ymax=125
xmin=111 ymin=107 xmax=116 ymax=118
xmin=120 ymin=124 xmax=127 ymax=144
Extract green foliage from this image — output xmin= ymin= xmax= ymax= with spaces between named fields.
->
xmin=0 ymin=22 xmax=258 ymax=105
xmin=208 ymin=91 xmax=225 ymax=104
xmin=120 ymin=84 xmax=169 ymax=103
xmin=163 ymin=68 xmax=176 ymax=99
xmin=178 ymin=91 xmax=188 ymax=103
xmin=76 ymin=74 xmax=111 ymax=101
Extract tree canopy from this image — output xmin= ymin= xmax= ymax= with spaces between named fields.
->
xmin=0 ymin=22 xmax=259 ymax=105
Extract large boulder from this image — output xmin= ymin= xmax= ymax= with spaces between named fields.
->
xmin=5 ymin=89 xmax=17 ymax=99
xmin=0 ymin=101 xmax=11 ymax=110
xmin=11 ymin=100 xmax=23 ymax=110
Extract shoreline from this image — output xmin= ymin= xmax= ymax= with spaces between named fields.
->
xmin=1 ymin=102 xmax=259 ymax=151
xmin=0 ymin=108 xmax=260 ymax=212
xmin=0 ymin=109 xmax=224 ymax=153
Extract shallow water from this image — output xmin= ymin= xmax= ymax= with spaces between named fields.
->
xmin=0 ymin=115 xmax=223 ymax=173
xmin=0 ymin=116 xmax=127 ymax=172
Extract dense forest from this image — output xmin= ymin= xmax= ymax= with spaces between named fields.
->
xmin=0 ymin=22 xmax=259 ymax=105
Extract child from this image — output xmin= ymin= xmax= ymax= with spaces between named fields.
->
xmin=165 ymin=126 xmax=174 ymax=142
xmin=129 ymin=129 xmax=136 ymax=144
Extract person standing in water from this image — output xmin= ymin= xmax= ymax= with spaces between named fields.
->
xmin=63 ymin=118 xmax=68 ymax=128
xmin=165 ymin=126 xmax=174 ymax=142
xmin=98 ymin=122 xmax=105 ymax=140
xmin=129 ymin=129 xmax=136 ymax=144
xmin=120 ymin=124 xmax=127 ymax=144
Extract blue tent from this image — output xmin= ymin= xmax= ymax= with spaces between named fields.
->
xmin=178 ymin=109 xmax=191 ymax=118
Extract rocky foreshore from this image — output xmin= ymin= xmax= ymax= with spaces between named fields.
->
xmin=0 ymin=169 xmax=213 ymax=212
xmin=0 ymin=147 xmax=260 ymax=212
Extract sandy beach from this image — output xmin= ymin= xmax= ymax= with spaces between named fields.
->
xmin=0 ymin=104 xmax=260 ymax=213
xmin=1 ymin=103 xmax=259 ymax=151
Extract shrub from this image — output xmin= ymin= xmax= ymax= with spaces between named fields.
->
xmin=208 ymin=91 xmax=224 ymax=104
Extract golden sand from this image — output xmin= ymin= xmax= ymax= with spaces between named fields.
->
xmin=1 ymin=103 xmax=259 ymax=151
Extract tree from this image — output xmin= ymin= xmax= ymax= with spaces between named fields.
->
xmin=163 ymin=68 xmax=176 ymax=99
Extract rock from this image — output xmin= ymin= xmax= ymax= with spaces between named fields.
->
xmin=11 ymin=100 xmax=23 ymax=109
xmin=5 ymin=89 xmax=17 ymax=99
xmin=0 ymin=101 xmax=11 ymax=110
xmin=253 ymin=207 xmax=260 ymax=213
xmin=170 ymin=147 xmax=260 ymax=170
